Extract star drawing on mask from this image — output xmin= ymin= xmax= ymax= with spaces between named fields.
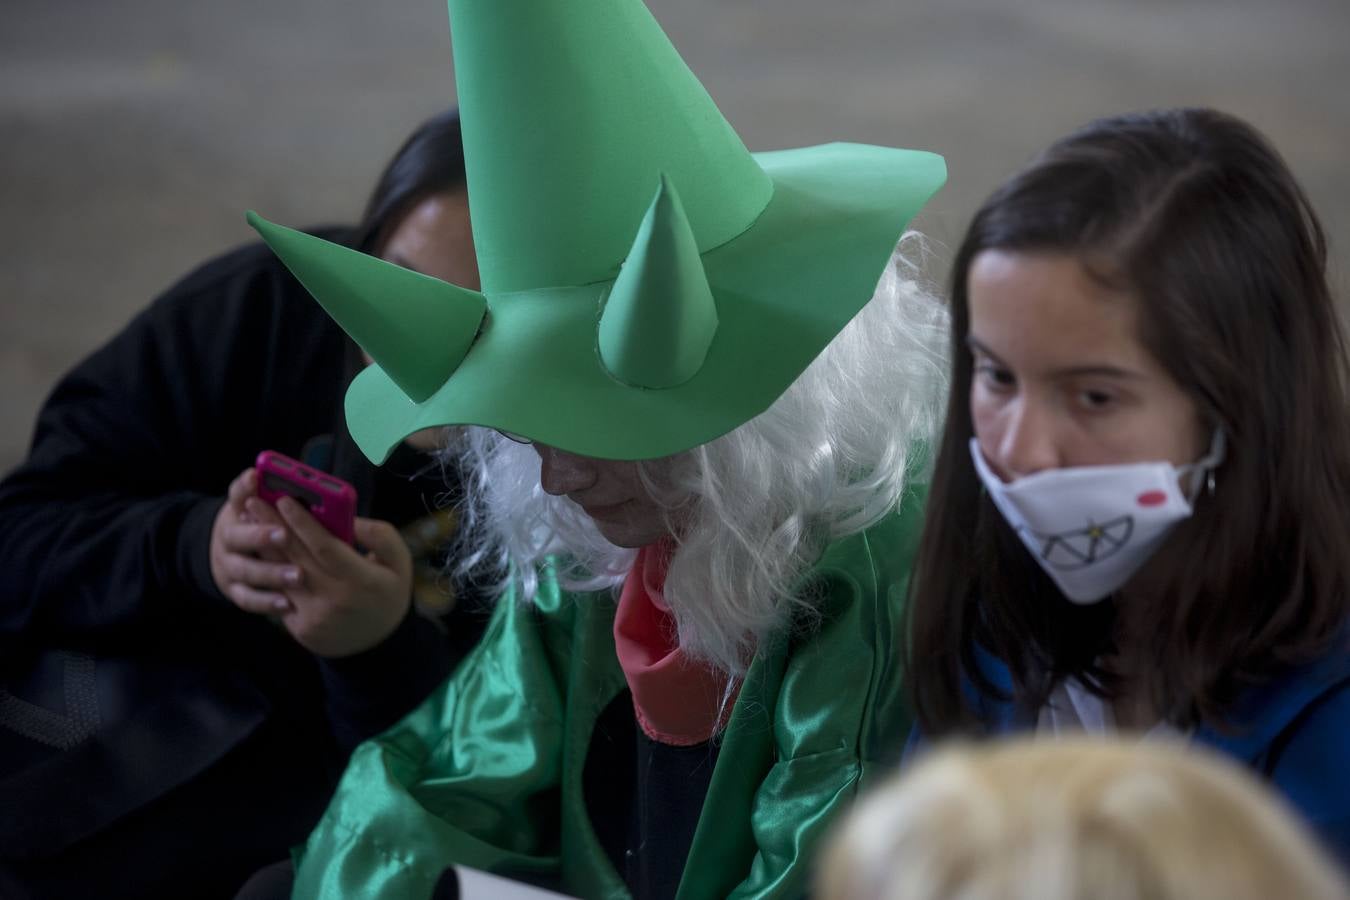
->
xmin=1020 ymin=516 xmax=1134 ymax=570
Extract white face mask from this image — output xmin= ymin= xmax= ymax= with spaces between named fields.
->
xmin=969 ymin=432 xmax=1226 ymax=604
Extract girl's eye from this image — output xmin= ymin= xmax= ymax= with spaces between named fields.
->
xmin=1079 ymin=389 xmax=1116 ymax=410
xmin=974 ymin=363 xmax=1015 ymax=391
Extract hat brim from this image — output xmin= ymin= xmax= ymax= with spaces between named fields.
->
xmin=347 ymin=142 xmax=946 ymax=462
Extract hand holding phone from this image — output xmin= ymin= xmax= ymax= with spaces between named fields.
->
xmin=216 ymin=454 xmax=411 ymax=656
xmin=254 ymin=450 xmax=357 ymax=544
xmin=246 ymin=485 xmax=413 ymax=658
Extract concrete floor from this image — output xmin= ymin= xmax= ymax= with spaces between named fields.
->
xmin=3 ymin=0 xmax=1348 ymax=472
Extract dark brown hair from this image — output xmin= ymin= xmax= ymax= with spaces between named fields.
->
xmin=353 ymin=108 xmax=467 ymax=255
xmin=907 ymin=108 xmax=1350 ymax=734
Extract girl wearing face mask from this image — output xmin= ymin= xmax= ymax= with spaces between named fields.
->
xmin=904 ymin=107 xmax=1350 ymax=868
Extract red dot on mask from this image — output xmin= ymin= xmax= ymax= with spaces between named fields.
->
xmin=1136 ymin=490 xmax=1167 ymax=507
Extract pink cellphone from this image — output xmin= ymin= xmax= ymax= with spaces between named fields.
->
xmin=254 ymin=450 xmax=357 ymax=545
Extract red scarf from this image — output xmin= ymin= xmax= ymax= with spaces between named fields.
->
xmin=613 ymin=540 xmax=739 ymax=746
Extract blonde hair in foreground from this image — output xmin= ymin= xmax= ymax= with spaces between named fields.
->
xmin=819 ymin=737 xmax=1348 ymax=900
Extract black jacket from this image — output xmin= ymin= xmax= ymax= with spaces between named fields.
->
xmin=0 ymin=233 xmax=482 ymax=898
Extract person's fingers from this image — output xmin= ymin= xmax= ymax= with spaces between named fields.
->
xmin=226 ymin=468 xmax=257 ymax=511
xmin=220 ymin=551 xmax=302 ymax=591
xmin=227 ymin=581 xmax=292 ymax=615
xmin=244 ymin=493 xmax=288 ymax=534
xmin=276 ymin=496 xmax=355 ymax=573
xmin=353 ymin=518 xmax=407 ymax=568
xmin=220 ymin=521 xmax=282 ymax=555
xmin=244 ymin=497 xmax=285 ymax=529
xmin=243 ymin=497 xmax=293 ymax=563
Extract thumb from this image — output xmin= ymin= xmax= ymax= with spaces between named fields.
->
xmin=354 ymin=518 xmax=410 ymax=568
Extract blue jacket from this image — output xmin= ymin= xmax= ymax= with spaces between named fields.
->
xmin=910 ymin=636 xmax=1350 ymax=870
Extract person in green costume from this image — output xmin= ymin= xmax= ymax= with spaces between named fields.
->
xmin=242 ymin=0 xmax=949 ymax=896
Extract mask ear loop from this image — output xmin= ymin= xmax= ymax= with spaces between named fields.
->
xmin=1183 ymin=429 xmax=1225 ymax=504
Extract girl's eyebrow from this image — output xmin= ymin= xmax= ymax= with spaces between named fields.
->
xmin=1052 ymin=365 xmax=1144 ymax=380
xmin=966 ymin=335 xmax=1144 ymax=380
xmin=965 ymin=335 xmax=1003 ymax=362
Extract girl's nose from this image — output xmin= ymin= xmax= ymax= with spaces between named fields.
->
xmin=994 ymin=398 xmax=1061 ymax=479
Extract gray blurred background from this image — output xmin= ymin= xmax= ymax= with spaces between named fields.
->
xmin=3 ymin=0 xmax=1347 ymax=473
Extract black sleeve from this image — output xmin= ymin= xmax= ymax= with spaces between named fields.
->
xmin=316 ymin=608 xmax=456 ymax=751
xmin=0 ymin=238 xmax=351 ymax=654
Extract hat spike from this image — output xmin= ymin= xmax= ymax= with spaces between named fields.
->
xmin=247 ymin=211 xmax=486 ymax=402
xmin=597 ymin=175 xmax=718 ymax=389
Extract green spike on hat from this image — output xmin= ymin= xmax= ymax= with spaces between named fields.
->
xmin=248 ymin=0 xmax=947 ymax=462
xmin=598 ymin=175 xmax=718 ymax=389
xmin=245 ymin=211 xmax=487 ymax=403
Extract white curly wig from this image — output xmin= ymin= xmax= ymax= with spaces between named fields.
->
xmin=444 ymin=234 xmax=949 ymax=676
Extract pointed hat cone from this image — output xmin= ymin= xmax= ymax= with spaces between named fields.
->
xmin=449 ymin=0 xmax=773 ymax=295
xmin=247 ymin=211 xmax=487 ymax=403
xmin=598 ymin=175 xmax=718 ymax=389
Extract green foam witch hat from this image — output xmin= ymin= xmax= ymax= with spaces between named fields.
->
xmin=249 ymin=0 xmax=946 ymax=462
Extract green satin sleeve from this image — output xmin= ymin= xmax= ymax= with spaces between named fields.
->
xmin=292 ymin=570 xmax=619 ymax=899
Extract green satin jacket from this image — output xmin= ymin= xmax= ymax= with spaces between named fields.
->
xmin=293 ymin=498 xmax=922 ymax=899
